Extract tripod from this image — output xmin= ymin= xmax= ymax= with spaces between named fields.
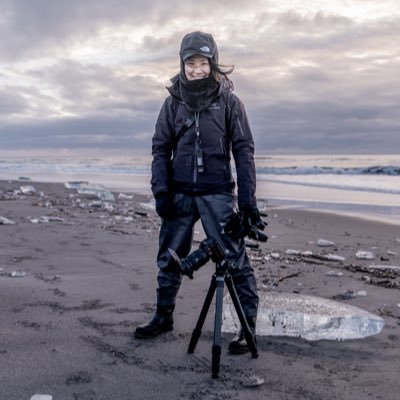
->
xmin=187 ymin=258 xmax=258 ymax=378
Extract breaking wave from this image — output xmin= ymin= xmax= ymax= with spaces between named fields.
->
xmin=256 ymin=165 xmax=400 ymax=176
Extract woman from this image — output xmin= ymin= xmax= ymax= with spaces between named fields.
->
xmin=135 ymin=31 xmax=264 ymax=355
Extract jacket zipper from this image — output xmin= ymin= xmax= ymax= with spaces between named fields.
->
xmin=193 ymin=112 xmax=200 ymax=185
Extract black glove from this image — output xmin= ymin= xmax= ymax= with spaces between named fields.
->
xmin=224 ymin=207 xmax=267 ymax=242
xmin=155 ymin=193 xmax=173 ymax=219
xmin=223 ymin=212 xmax=245 ymax=239
xmin=241 ymin=206 xmax=265 ymax=231
xmin=241 ymin=206 xmax=267 ymax=242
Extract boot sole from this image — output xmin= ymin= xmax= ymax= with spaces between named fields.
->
xmin=134 ymin=325 xmax=173 ymax=339
xmin=228 ymin=344 xmax=250 ymax=355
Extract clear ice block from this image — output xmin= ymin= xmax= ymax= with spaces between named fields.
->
xmin=222 ymin=291 xmax=384 ymax=341
xmin=30 ymin=395 xmax=52 ymax=400
xmin=77 ymin=186 xmax=115 ymax=202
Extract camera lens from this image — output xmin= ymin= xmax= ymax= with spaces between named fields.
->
xmin=169 ymin=238 xmax=224 ymax=279
xmin=181 ymin=246 xmax=210 ymax=277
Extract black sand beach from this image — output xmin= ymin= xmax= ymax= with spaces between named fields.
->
xmin=1 ymin=180 xmax=400 ymax=400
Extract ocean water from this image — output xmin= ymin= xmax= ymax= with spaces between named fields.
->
xmin=254 ymin=155 xmax=400 ymax=225
xmin=1 ymin=151 xmax=399 ymax=224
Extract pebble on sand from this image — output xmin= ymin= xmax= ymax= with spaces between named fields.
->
xmin=242 ymin=375 xmax=265 ymax=388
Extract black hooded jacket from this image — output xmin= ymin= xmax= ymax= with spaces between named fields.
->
xmin=151 ymin=76 xmax=257 ymax=208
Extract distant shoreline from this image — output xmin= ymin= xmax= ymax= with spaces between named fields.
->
xmin=2 ymin=177 xmax=400 ymax=227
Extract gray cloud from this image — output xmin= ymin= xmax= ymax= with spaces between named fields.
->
xmin=0 ymin=1 xmax=399 ymax=153
xmin=1 ymin=0 xmax=164 ymax=60
xmin=1 ymin=115 xmax=154 ymax=149
xmin=0 ymin=88 xmax=29 ymax=115
xmin=0 ymin=0 xmax=260 ymax=60
xmin=30 ymin=60 xmax=163 ymax=113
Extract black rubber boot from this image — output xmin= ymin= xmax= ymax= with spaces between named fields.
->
xmin=135 ymin=305 xmax=174 ymax=338
xmin=228 ymin=319 xmax=256 ymax=355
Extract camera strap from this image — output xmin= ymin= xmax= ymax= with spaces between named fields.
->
xmin=173 ymin=114 xmax=195 ymax=150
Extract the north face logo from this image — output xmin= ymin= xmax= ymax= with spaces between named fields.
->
xmin=200 ymin=46 xmax=210 ymax=53
xmin=208 ymin=102 xmax=220 ymax=110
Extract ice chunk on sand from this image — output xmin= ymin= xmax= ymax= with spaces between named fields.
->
xmin=11 ymin=271 xmax=26 ymax=278
xmin=270 ymin=253 xmax=281 ymax=259
xmin=77 ymin=186 xmax=115 ymax=202
xmin=222 ymin=291 xmax=384 ymax=341
xmin=64 ymin=181 xmax=89 ymax=190
xmin=317 ymin=239 xmax=335 ymax=247
xmin=286 ymin=249 xmax=300 ymax=255
xmin=322 ymin=254 xmax=345 ymax=262
xmin=30 ymin=395 xmax=52 ymax=400
xmin=326 ymin=270 xmax=344 ymax=277
xmin=356 ymin=251 xmax=375 ymax=259
xmin=367 ymin=265 xmax=400 ymax=273
xmin=0 ymin=216 xmax=16 ymax=225
xmin=139 ymin=201 xmax=155 ymax=211
xmin=30 ymin=216 xmax=65 ymax=224
xmin=118 ymin=193 xmax=134 ymax=200
xmin=19 ymin=185 xmax=36 ymax=195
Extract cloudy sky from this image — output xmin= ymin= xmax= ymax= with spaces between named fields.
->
xmin=1 ymin=0 xmax=399 ymax=154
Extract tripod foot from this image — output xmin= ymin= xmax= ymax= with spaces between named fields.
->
xmin=211 ymin=345 xmax=221 ymax=379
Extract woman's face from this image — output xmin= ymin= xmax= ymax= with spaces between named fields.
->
xmin=184 ymin=55 xmax=211 ymax=80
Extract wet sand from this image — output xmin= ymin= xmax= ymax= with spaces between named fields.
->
xmin=1 ymin=179 xmax=399 ymax=400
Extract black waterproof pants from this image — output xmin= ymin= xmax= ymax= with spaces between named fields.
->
xmin=156 ymin=192 xmax=258 ymax=324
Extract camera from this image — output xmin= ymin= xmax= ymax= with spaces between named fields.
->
xmin=169 ymin=238 xmax=225 ymax=279
xmin=168 ymin=211 xmax=267 ymax=279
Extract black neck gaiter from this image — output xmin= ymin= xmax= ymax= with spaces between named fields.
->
xmin=178 ymin=71 xmax=220 ymax=113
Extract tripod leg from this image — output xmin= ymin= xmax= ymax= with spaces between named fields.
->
xmin=188 ymin=274 xmax=217 ymax=354
xmin=225 ymin=274 xmax=258 ymax=358
xmin=212 ymin=275 xmax=224 ymax=378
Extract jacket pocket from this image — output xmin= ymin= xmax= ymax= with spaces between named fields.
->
xmin=172 ymin=153 xmax=193 ymax=182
